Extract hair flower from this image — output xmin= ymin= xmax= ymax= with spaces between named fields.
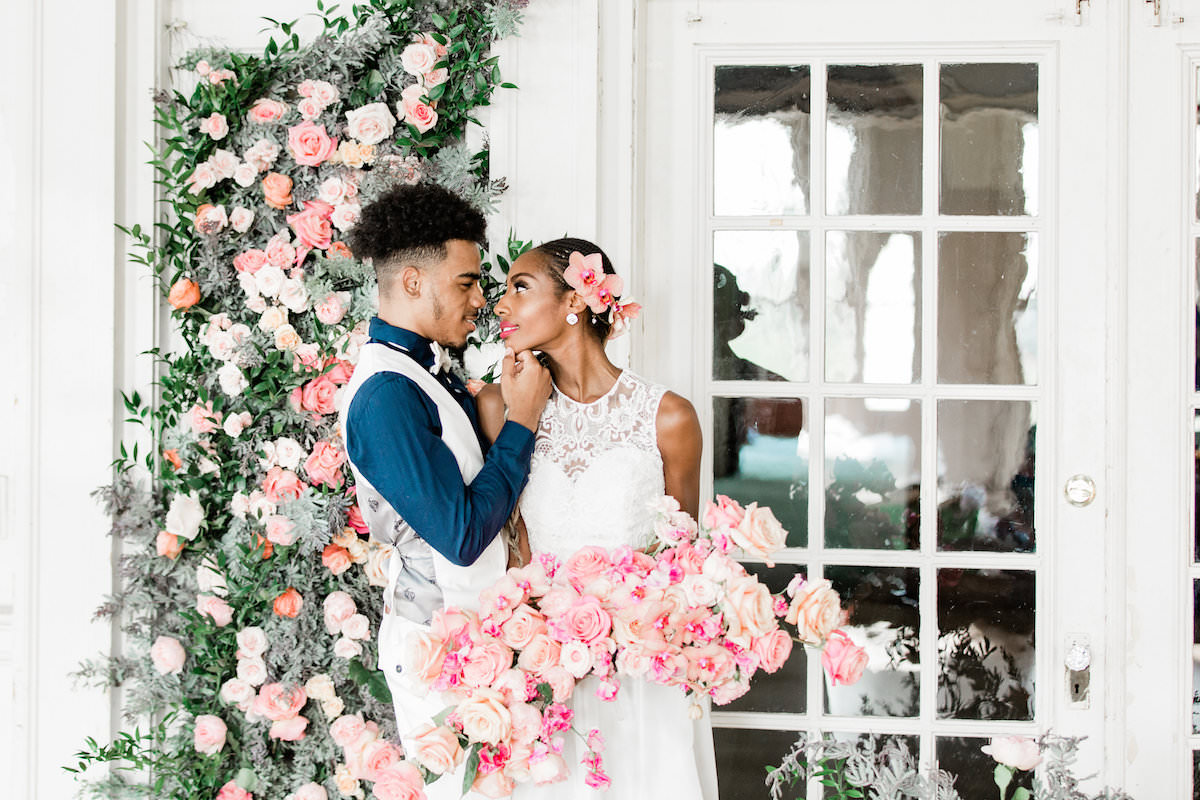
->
xmin=608 ymin=300 xmax=642 ymax=339
xmin=564 ymin=251 xmax=625 ymax=313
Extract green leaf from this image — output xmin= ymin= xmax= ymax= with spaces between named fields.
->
xmin=994 ymin=764 xmax=1013 ymax=795
xmin=1012 ymin=789 xmax=1030 ymax=800
xmin=462 ymin=743 xmax=481 ymax=794
xmin=431 ymin=12 xmax=447 ymax=30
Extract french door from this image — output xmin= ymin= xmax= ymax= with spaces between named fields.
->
xmin=638 ymin=1 xmax=1116 ymax=796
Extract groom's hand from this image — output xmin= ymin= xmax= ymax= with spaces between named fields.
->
xmin=501 ymin=349 xmax=552 ymax=433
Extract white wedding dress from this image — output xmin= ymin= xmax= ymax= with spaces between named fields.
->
xmin=516 ymin=371 xmax=719 ymax=800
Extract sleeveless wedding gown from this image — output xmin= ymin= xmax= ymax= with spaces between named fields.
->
xmin=516 ymin=371 xmax=719 ymax=800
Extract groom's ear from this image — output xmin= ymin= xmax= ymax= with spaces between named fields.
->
xmin=399 ymin=264 xmax=424 ymax=298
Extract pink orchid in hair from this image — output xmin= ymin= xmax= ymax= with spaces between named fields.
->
xmin=564 ymin=251 xmax=624 ymax=313
xmin=608 ymin=300 xmax=642 ymax=339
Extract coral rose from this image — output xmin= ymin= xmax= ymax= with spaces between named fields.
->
xmin=168 ymin=278 xmax=201 ymax=310
xmin=304 ymin=440 xmax=346 ymax=488
xmin=156 ymin=530 xmax=183 ymax=559
xmin=322 ymin=543 xmax=352 ymax=575
xmin=262 ymin=466 xmax=304 ymax=503
xmin=150 ymin=635 xmax=186 ymax=674
xmin=287 ymin=121 xmax=337 ymax=167
xmin=261 ymin=172 xmax=294 ymax=210
xmin=274 ymin=587 xmax=303 ymax=618
xmin=193 ymin=714 xmax=227 ymax=754
xmin=215 ymin=780 xmax=252 ymax=800
xmin=299 ymin=374 xmax=338 ymax=416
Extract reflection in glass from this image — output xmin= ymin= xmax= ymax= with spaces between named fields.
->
xmin=726 ymin=563 xmax=807 ymax=713
xmin=937 ymin=231 xmax=1037 ymax=385
xmin=1194 ymin=750 xmax=1200 ymax=800
xmin=827 ymin=64 xmax=923 ymax=215
xmin=826 ymin=231 xmax=921 ymax=383
xmin=714 ymin=65 xmax=811 ymax=216
xmin=940 ymin=63 xmax=1039 ymax=216
xmin=825 ymin=566 xmax=920 ymax=717
xmin=937 ymin=400 xmax=1035 ymax=552
xmin=937 ymin=569 xmax=1035 ymax=720
xmin=1194 ymin=581 xmax=1200 ymax=733
xmin=713 ymin=397 xmax=808 ymax=547
xmin=714 ymin=728 xmax=803 ymax=800
xmin=824 ymin=398 xmax=920 ymax=549
xmin=937 ymin=737 xmax=1034 ymax=799
xmin=714 ymin=231 xmax=810 ymax=382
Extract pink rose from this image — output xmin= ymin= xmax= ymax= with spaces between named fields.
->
xmin=248 ymin=98 xmax=288 ymax=124
xmin=265 ymin=514 xmax=295 ymax=546
xmin=751 ymin=628 xmax=794 ymax=674
xmin=401 ymin=631 xmax=448 ymax=685
xmin=516 ymin=633 xmax=561 ymax=676
xmin=422 ymin=67 xmax=449 ymax=88
xmin=298 ymin=79 xmax=339 ymax=106
xmin=215 ymin=780 xmax=252 ymax=800
xmin=297 ymin=97 xmax=323 ymax=121
xmin=291 ymin=783 xmax=327 ymax=800
xmin=400 ymin=43 xmax=438 ymax=76
xmin=786 ymin=577 xmax=842 ymax=645
xmin=330 ymin=713 xmax=366 ymax=747
xmin=563 ymin=597 xmax=612 ymax=644
xmin=270 ymin=715 xmax=309 ymax=740
xmin=185 ymin=162 xmax=218 ymax=194
xmin=323 ymin=591 xmax=357 ymax=634
xmin=287 ymin=122 xmax=337 ymax=167
xmin=406 ymin=722 xmax=464 ymax=775
xmin=265 ymin=232 xmax=296 ymax=267
xmin=564 ymin=546 xmax=611 ymax=588
xmin=542 ymin=665 xmax=575 ymax=702
xmin=371 ymin=763 xmax=425 ymax=800
xmin=262 ymin=467 xmax=304 ymax=503
xmin=193 ymin=714 xmax=227 ymax=754
xmin=472 ymin=769 xmax=515 ymax=799
xmin=150 ymin=635 xmax=186 ymax=674
xmin=529 ymin=752 xmax=569 ymax=786
xmin=236 ymin=626 xmax=268 ymax=657
xmin=188 ymin=401 xmax=221 ymax=435
xmin=822 ymin=629 xmax=868 ymax=687
xmin=462 ymin=640 xmax=515 ymax=688
xmin=400 ymin=85 xmax=437 ymax=134
xmin=254 ymin=682 xmax=307 ymax=721
xmin=234 ymin=249 xmax=268 ymax=274
xmin=304 ymin=441 xmax=346 ymax=488
xmin=981 ymin=735 xmax=1043 ymax=771
xmin=360 ymin=738 xmax=402 ymax=780
xmin=683 ymin=643 xmax=735 ymax=685
xmin=344 ymin=102 xmax=397 ymax=145
xmin=703 ymin=494 xmax=746 ymax=531
xmin=499 ymin=604 xmax=546 ymax=650
xmin=314 ymin=292 xmax=349 ymax=325
xmin=325 ymin=358 xmax=354 ymax=385
xmin=197 ymin=594 xmax=234 ymax=627
xmin=507 ymin=701 xmax=542 ymax=744
xmin=299 ymin=375 xmax=338 ymax=416
xmin=199 ymin=112 xmax=229 ymax=140
xmin=455 ymin=689 xmax=511 ymax=744
xmin=732 ymin=502 xmax=788 ymax=565
xmin=287 ymin=201 xmax=334 ymax=251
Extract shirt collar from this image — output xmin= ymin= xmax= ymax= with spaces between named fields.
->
xmin=368 ymin=317 xmax=437 ymax=371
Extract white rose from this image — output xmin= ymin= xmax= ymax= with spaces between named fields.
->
xmin=196 ymin=557 xmax=227 ymax=595
xmin=255 ymin=265 xmax=286 ymax=298
xmin=331 ymin=202 xmax=360 ymax=232
xmin=220 ymin=677 xmax=255 ymax=705
xmin=236 ymin=271 xmax=260 ymax=297
xmin=230 ymin=206 xmax=254 ymax=233
xmin=258 ymin=305 xmax=287 ymax=332
xmin=166 ymin=491 xmax=203 ymax=540
xmin=237 ymin=655 xmax=268 ymax=686
xmin=322 ymin=697 xmax=345 ymax=719
xmin=559 ymin=639 xmax=593 ymax=679
xmin=305 ymin=673 xmax=336 ymax=702
xmin=207 ymin=331 xmax=237 ymax=362
xmin=274 ymin=323 xmax=302 ymax=352
xmin=236 ymin=626 xmax=269 ymax=657
xmin=342 ymin=614 xmax=370 ymax=641
xmin=273 ymin=438 xmax=304 ymax=470
xmin=228 ymin=323 xmax=251 ymax=344
xmin=344 ymin=102 xmax=397 ymax=146
xmin=233 ymin=162 xmax=258 ymax=188
xmin=279 ymin=279 xmax=309 ymax=313
xmin=217 ymin=362 xmax=248 ymax=396
xmin=208 ymin=148 xmax=238 ymax=179
xmin=245 ymin=294 xmax=268 ymax=313
xmin=198 ymin=456 xmax=220 ymax=476
xmin=463 ymin=341 xmax=506 ymax=379
xmin=400 ymin=43 xmax=438 ymax=76
xmin=682 ymin=574 xmax=720 ymax=607
xmin=230 ymin=492 xmax=250 ymax=520
xmin=247 ymin=490 xmax=276 ymax=520
xmin=334 ymin=637 xmax=363 ymax=659
xmin=223 ymin=411 xmax=252 ymax=438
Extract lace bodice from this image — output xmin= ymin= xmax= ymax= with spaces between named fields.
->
xmin=521 ymin=371 xmax=668 ymax=559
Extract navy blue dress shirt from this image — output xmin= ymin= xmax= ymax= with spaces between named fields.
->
xmin=345 ymin=317 xmax=534 ymax=566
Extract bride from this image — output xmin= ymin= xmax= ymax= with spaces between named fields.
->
xmin=477 ymin=237 xmax=719 ymax=799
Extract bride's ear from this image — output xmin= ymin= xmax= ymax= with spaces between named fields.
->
xmin=566 ymin=291 xmax=589 ymax=316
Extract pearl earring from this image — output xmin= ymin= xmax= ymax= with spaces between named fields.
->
xmin=566 ymin=312 xmax=579 ymax=325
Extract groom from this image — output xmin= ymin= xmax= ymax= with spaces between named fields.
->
xmin=340 ymin=183 xmax=550 ymax=794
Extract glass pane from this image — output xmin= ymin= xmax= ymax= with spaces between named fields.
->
xmin=714 ymin=65 xmax=811 ymax=216
xmin=825 ymin=566 xmax=920 ymax=717
xmin=1193 ymin=580 xmax=1200 ymax=732
xmin=1194 ymin=750 xmax=1200 ymax=800
xmin=940 ymin=63 xmax=1039 ymax=216
xmin=1195 ymin=66 xmax=1200 ymax=221
xmin=937 ymin=568 xmax=1035 ymax=720
xmin=824 ymin=397 xmax=920 ymax=550
xmin=713 ymin=728 xmax=802 ymax=800
xmin=713 ymin=397 xmax=808 ymax=547
xmin=714 ymin=232 xmax=810 ymax=382
xmin=725 ymin=563 xmax=807 ymax=713
xmin=937 ymin=231 xmax=1038 ymax=385
xmin=827 ymin=64 xmax=923 ymax=215
xmin=937 ymin=736 xmax=1034 ymax=800
xmin=937 ymin=400 xmax=1035 ymax=553
xmin=1194 ymin=240 xmax=1199 ymax=391
xmin=826 ymin=231 xmax=921 ymax=383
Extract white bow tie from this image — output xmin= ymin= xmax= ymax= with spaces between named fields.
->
xmin=429 ymin=342 xmax=452 ymax=375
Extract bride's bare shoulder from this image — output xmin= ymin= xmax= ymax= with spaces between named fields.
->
xmin=475 ymin=382 xmax=507 ymax=444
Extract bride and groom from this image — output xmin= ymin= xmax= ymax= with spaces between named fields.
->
xmin=340 ymin=183 xmax=718 ymax=799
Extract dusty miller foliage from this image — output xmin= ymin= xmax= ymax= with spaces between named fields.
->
xmin=68 ymin=1 xmax=524 ymax=798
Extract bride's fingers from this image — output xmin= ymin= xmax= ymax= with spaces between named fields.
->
xmin=501 ymin=348 xmax=517 ymax=382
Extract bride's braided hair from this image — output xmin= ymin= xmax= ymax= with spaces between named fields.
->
xmin=532 ymin=237 xmax=618 ymax=342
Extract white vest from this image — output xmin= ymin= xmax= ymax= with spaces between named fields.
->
xmin=339 ymin=341 xmax=508 ymax=622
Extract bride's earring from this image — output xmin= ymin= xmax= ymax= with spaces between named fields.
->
xmin=566 ymin=312 xmax=579 ymax=325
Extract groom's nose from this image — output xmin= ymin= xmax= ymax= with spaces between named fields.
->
xmin=470 ymin=283 xmax=485 ymax=308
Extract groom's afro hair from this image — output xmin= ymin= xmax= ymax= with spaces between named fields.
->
xmin=349 ymin=183 xmax=486 ymax=267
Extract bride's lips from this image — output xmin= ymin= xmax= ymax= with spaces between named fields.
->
xmin=499 ymin=322 xmax=518 ymax=339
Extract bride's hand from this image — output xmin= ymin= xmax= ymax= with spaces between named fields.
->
xmin=501 ymin=348 xmax=552 ymax=432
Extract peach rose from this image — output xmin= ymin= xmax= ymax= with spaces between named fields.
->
xmin=402 ymin=630 xmax=448 ymax=684
xmin=462 ymin=640 xmax=515 ymax=688
xmin=274 ymin=587 xmax=303 ymax=618
xmin=785 ymin=578 xmax=842 ymax=645
xmin=322 ymin=543 xmax=352 ymax=575
xmin=722 ymin=575 xmax=775 ymax=643
xmin=248 ymin=98 xmax=288 ymax=124
xmin=542 ymin=665 xmax=575 ymax=701
xmin=287 ymin=201 xmax=334 ymax=251
xmin=287 ymin=122 xmax=337 ymax=167
xmin=150 ymin=635 xmax=186 ymax=674
xmin=371 ymin=762 xmax=425 ymax=800
xmin=516 ymin=633 xmax=561 ymax=676
xmin=751 ymin=628 xmax=794 ymax=674
xmin=732 ymin=502 xmax=788 ymax=565
xmin=405 ymin=722 xmax=463 ymax=775
xmin=194 ymin=203 xmax=228 ymax=234
xmin=299 ymin=375 xmax=338 ymax=416
xmin=234 ymin=249 xmax=268 ymax=274
xmin=330 ymin=713 xmax=366 ymax=747
xmin=168 ymin=278 xmax=201 ymax=310
xmin=270 ymin=715 xmax=309 ymax=740
xmin=822 ymin=629 xmax=868 ymax=687
xmin=262 ymin=466 xmax=304 ymax=504
xmin=197 ymin=593 xmax=234 ymax=627
xmin=703 ymin=494 xmax=746 ymax=531
xmin=314 ymin=291 xmax=350 ymax=325
xmin=333 ymin=765 xmax=359 ymax=798
xmin=193 ymin=714 xmax=227 ymax=754
xmin=262 ymin=172 xmax=294 ymax=210
xmin=273 ymin=323 xmax=302 ymax=352
xmin=456 ymin=688 xmax=511 ymax=744
xmin=345 ymin=102 xmax=397 ymax=145
xmin=199 ymin=112 xmax=229 ymax=140
xmin=336 ymin=140 xmax=375 ymax=168
xmin=499 ymin=604 xmax=546 ymax=650
xmin=156 ymin=530 xmax=183 ymax=559
xmin=304 ymin=440 xmax=346 ymax=488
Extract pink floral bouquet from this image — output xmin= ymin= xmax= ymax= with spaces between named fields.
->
xmin=399 ymin=495 xmax=869 ymax=796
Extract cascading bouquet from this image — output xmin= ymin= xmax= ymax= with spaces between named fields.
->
xmin=394 ymin=495 xmax=869 ymax=796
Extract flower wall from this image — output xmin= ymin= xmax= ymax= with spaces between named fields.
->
xmin=70 ymin=2 xmax=526 ymax=798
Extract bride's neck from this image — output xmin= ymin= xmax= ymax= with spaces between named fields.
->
xmin=541 ymin=337 xmax=621 ymax=403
